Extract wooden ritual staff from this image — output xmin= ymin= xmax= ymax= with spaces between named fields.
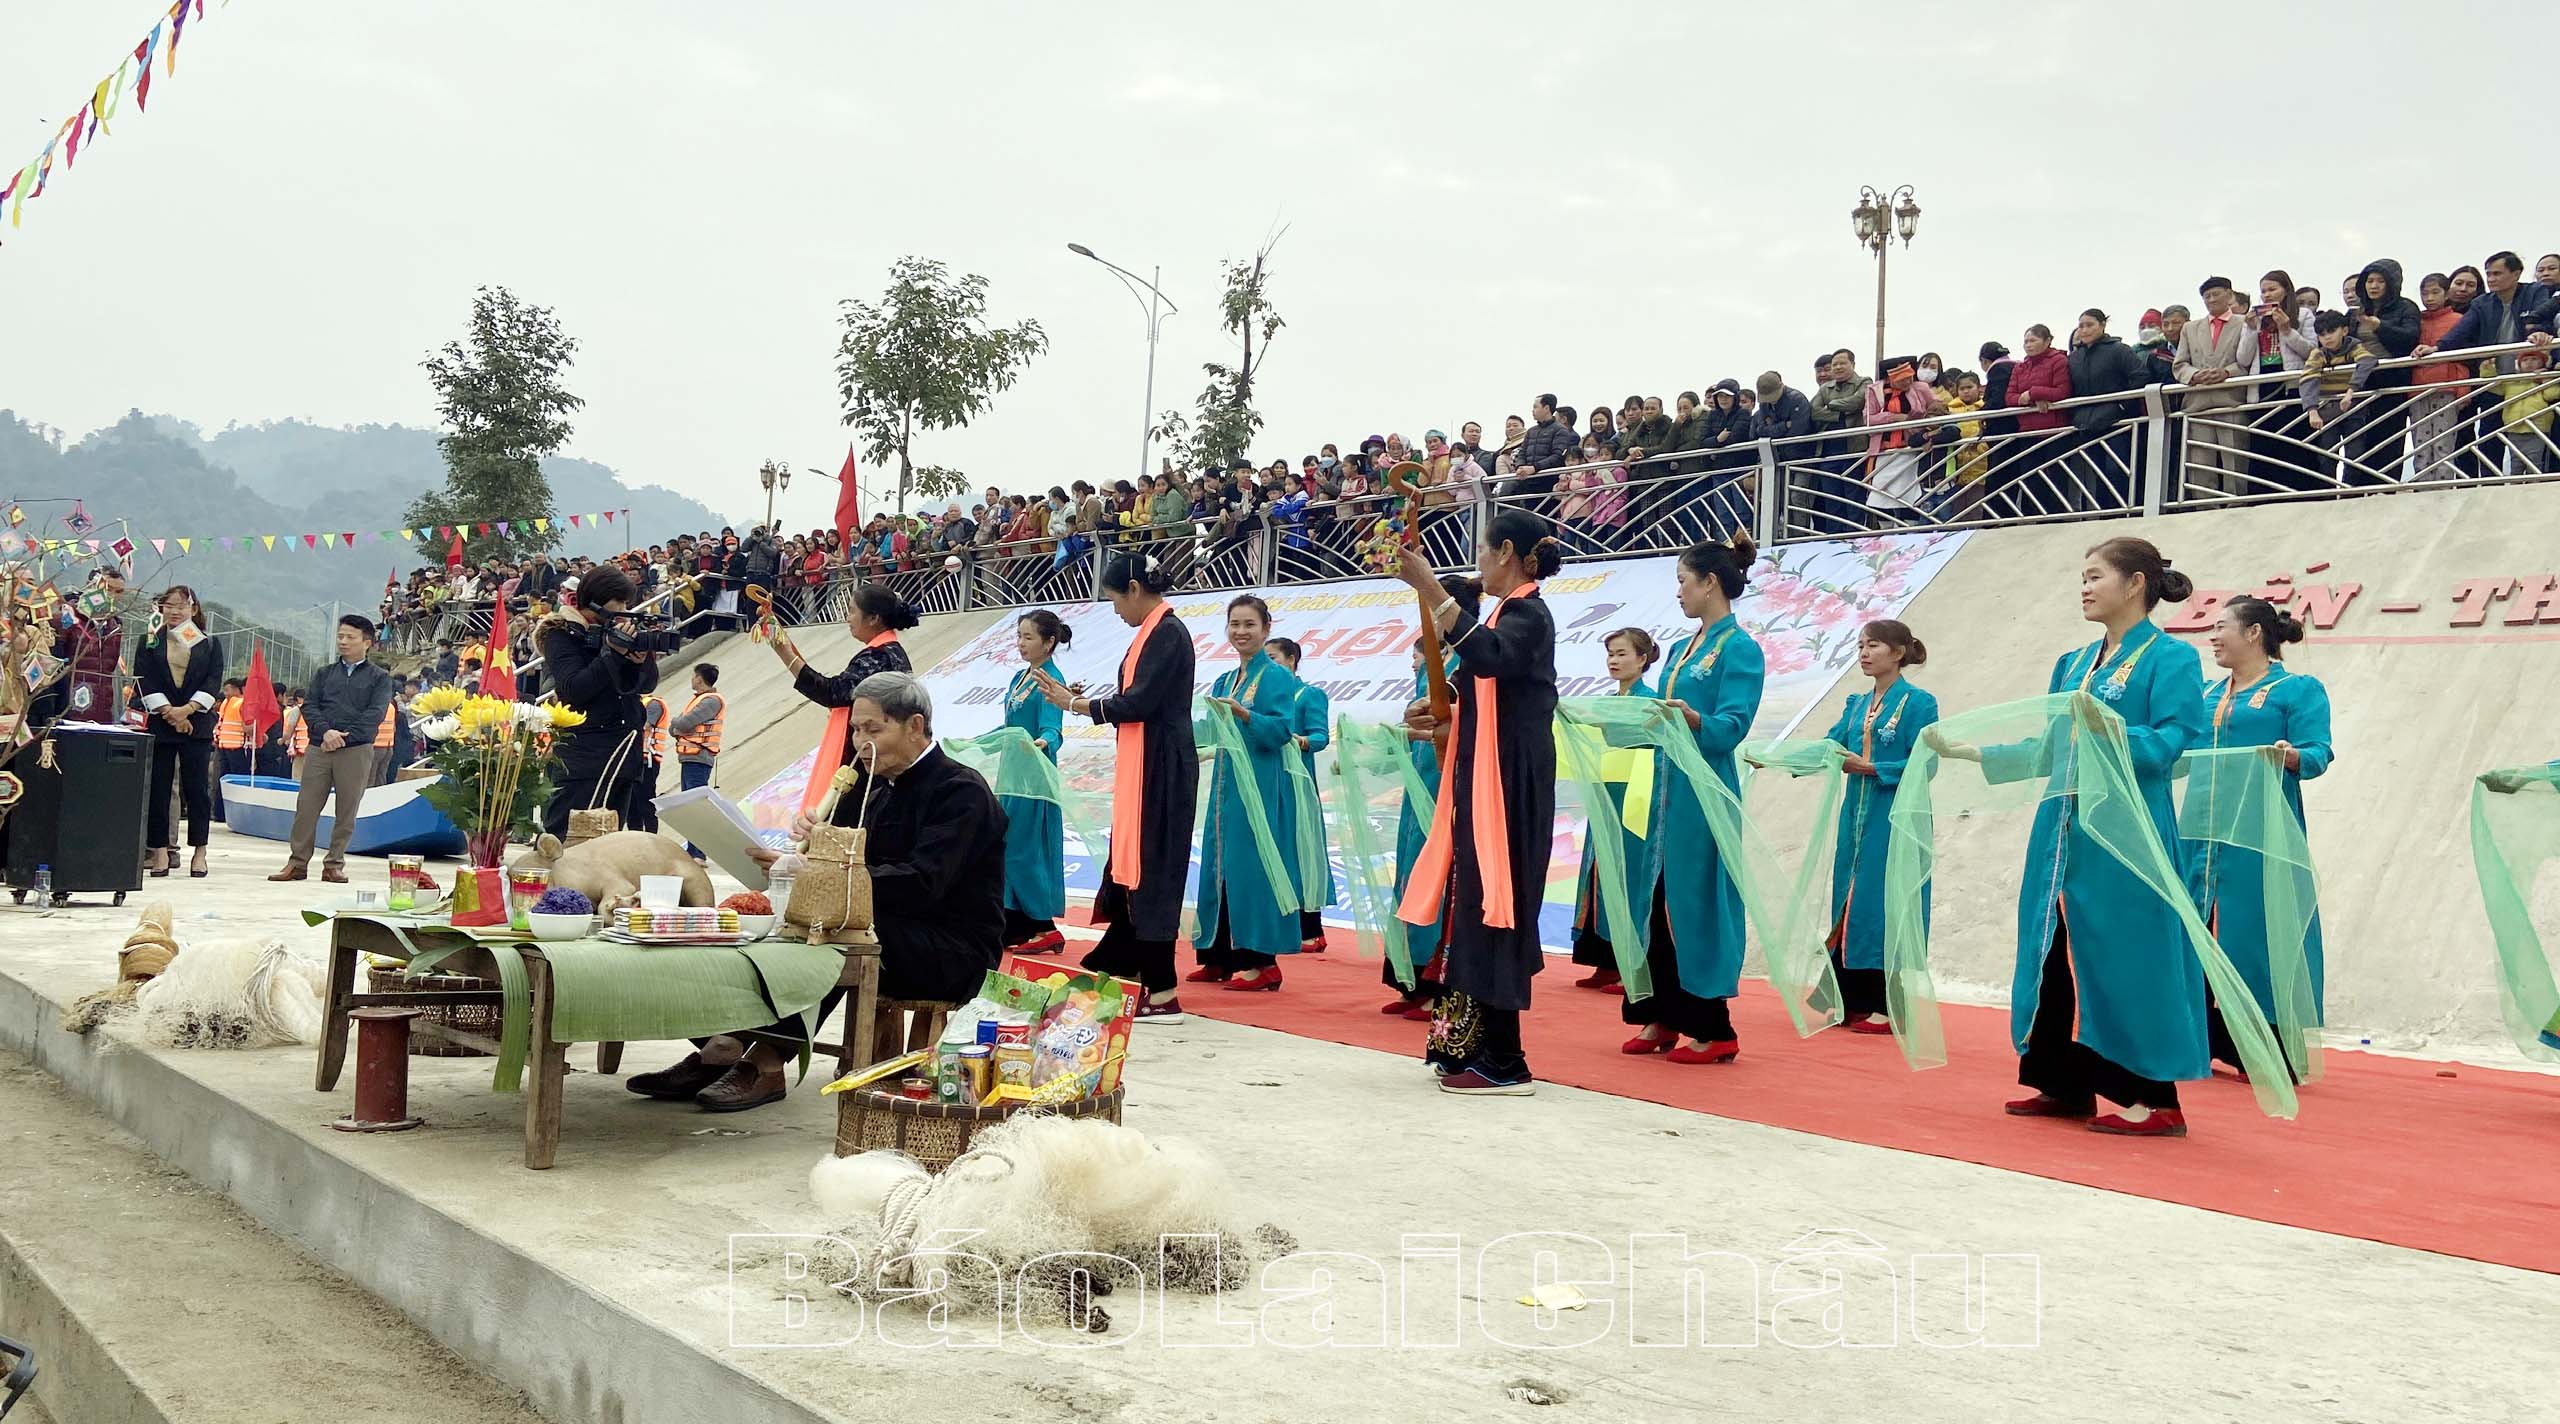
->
xmin=1367 ymin=461 xmax=1453 ymax=722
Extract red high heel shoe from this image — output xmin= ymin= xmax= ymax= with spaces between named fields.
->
xmin=1300 ymin=936 xmax=1327 ymax=954
xmin=1012 ymin=929 xmax=1066 ymax=954
xmin=1380 ymin=996 xmax=1424 ymax=1015
xmin=1575 ymin=969 xmax=1621 ymax=991
xmin=2089 ymin=1108 xmax=2188 ymax=1137
xmin=1400 ymin=1002 xmax=1435 ymax=1021
xmin=1847 ymin=1014 xmax=1895 ymax=1035
xmin=1620 ymin=1031 xmax=1674 ymax=1056
xmin=2003 ymin=1093 xmax=2095 ymax=1118
xmin=1184 ymin=965 xmax=1233 ymax=984
xmin=1222 ymin=967 xmax=1283 ymax=992
xmin=1665 ymin=1039 xmax=1739 ymax=1065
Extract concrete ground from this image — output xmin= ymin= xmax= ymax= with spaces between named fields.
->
xmin=2 ymin=826 xmax=2553 ymax=1423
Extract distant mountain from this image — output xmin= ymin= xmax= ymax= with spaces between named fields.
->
xmin=0 ymin=411 xmax=735 ymax=640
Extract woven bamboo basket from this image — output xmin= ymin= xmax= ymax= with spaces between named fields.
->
xmin=366 ymin=964 xmax=498 ymax=1058
xmin=834 ymin=1086 xmax=1124 ymax=1172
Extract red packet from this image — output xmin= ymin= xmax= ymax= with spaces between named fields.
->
xmin=449 ymin=866 xmax=507 ymax=929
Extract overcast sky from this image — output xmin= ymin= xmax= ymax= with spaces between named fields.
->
xmin=7 ymin=1 xmax=2555 ymax=533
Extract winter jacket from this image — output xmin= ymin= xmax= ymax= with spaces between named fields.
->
xmin=1752 ymin=387 xmax=1814 ymax=442
xmin=2067 ymin=334 xmax=2148 ymax=433
xmin=1862 ymin=379 xmax=1942 ymax=463
xmin=1666 ymin=408 xmax=1713 ymax=472
xmin=2353 ymin=259 xmax=2423 ymax=388
xmin=1511 ymin=416 xmax=1579 ymax=493
xmin=2412 ymin=306 xmax=2470 ymax=391
xmin=2435 ymin=279 xmax=2559 ymax=375
xmin=2004 ymin=348 xmax=2073 ymax=432
xmin=1810 ymin=377 xmax=1871 ymax=444
xmin=1620 ymin=414 xmax=1674 ymax=463
xmin=1979 ymin=358 xmax=2018 ymax=439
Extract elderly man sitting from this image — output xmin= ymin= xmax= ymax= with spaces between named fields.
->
xmin=628 ymin=671 xmax=1009 ymax=1112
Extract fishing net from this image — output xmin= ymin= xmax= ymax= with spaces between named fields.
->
xmin=943 ymin=725 xmax=1108 ymax=857
xmin=1328 ymin=716 xmax=1435 ymax=983
xmin=1554 ymin=697 xmax=1837 ymax=1031
xmin=2177 ymin=746 xmax=2325 ymax=1084
xmin=2466 ymin=765 xmax=2560 ymax=1064
xmin=1888 ymin=693 xmax=2298 ymax=1116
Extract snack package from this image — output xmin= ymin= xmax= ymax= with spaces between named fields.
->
xmin=938 ymin=968 xmax=1053 ymax=1055
xmin=1030 ymin=973 xmax=1126 ymax=1097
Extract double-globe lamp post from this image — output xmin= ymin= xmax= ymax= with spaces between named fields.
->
xmin=758 ymin=459 xmax=791 ymax=535
xmin=1851 ymin=185 xmax=1922 ymax=373
xmin=1067 ymin=243 xmax=1179 ymax=484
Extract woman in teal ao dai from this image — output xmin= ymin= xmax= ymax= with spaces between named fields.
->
xmin=1942 ymin=536 xmax=2209 ymax=1138
xmin=1623 ymin=536 xmax=1765 ymax=1065
xmin=1268 ymin=636 xmax=1337 ymax=952
xmin=1380 ymin=579 xmax=1475 ymax=1019
xmin=1187 ymin=594 xmax=1308 ymax=991
xmin=1820 ymin=619 xmax=1939 ymax=1034
xmin=1569 ymin=627 xmax=1664 ymax=995
xmin=999 ymin=611 xmax=1073 ymax=951
xmin=2189 ymin=595 xmax=2332 ymax=1072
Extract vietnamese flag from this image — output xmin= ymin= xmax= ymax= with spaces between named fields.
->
xmin=833 ymin=446 xmax=862 ymax=552
xmin=239 ymin=641 xmax=281 ymax=770
xmin=481 ymin=599 xmax=517 ymax=701
xmin=445 ymin=531 xmax=465 ymax=568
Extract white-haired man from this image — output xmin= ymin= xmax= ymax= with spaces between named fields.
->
xmin=630 ymin=671 xmax=1009 ymax=1112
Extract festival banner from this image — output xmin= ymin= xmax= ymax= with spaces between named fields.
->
xmin=0 ymin=508 xmax=630 ymax=558
xmin=7 ymin=2 xmax=220 ymax=235
xmin=741 ymin=531 xmax=1971 ymax=950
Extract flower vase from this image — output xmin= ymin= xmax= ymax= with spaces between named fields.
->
xmin=450 ymin=833 xmax=509 ymax=930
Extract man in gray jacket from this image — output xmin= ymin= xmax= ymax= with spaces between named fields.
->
xmin=2172 ymin=276 xmax=2257 ymax=494
xmin=270 ymin=615 xmax=394 ymax=884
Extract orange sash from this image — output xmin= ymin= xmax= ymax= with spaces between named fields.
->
xmin=1398 ymin=582 xmax=1537 ymax=930
xmin=798 ymin=629 xmax=903 ymax=816
xmin=1109 ymin=601 xmax=1174 ymax=890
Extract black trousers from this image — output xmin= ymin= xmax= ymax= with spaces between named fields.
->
xmin=542 ymin=729 xmax=646 ymax=839
xmin=711 ymin=918 xmax=990 ymax=1052
xmin=626 ymin=760 xmax=663 ymax=832
xmin=1083 ymin=914 xmax=1176 ymax=994
xmin=1621 ymin=888 xmax=1735 ymax=1042
xmin=148 ymin=737 xmax=214 ymax=849
xmin=2017 ymin=923 xmax=2180 ymax=1110
xmin=1427 ymin=992 xmax=1528 ymax=1078
xmin=1192 ymin=903 xmax=1276 ymax=973
xmin=1834 ymin=953 xmax=1888 ymax=1019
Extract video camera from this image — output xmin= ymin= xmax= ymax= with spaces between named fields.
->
xmin=603 ymin=610 xmax=685 ymax=658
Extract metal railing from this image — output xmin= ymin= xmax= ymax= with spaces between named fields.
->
xmin=393 ymin=343 xmax=2560 ymax=636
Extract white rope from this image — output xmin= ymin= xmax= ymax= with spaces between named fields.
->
xmin=872 ymin=1146 xmax=1016 ymax=1288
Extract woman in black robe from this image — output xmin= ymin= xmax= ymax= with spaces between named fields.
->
xmin=1034 ymin=553 xmax=1198 ymax=1021
xmin=776 ymin=583 xmax=916 ymax=822
xmin=1390 ymin=510 xmax=1561 ymax=1095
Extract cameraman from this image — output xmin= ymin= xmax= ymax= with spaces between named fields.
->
xmin=536 ymin=563 xmax=663 ymax=838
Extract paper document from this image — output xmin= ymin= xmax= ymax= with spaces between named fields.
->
xmin=652 ymin=785 xmax=771 ymax=890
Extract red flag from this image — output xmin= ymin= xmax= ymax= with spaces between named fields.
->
xmin=384 ymin=567 xmax=398 ymax=597
xmin=445 ymin=532 xmax=464 ymax=568
xmin=240 ymin=641 xmax=280 ymax=744
xmin=833 ymin=446 xmax=862 ymax=551
xmin=481 ymin=600 xmax=517 ymax=701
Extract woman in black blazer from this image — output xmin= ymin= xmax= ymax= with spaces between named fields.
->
xmin=135 ymin=585 xmax=226 ymax=877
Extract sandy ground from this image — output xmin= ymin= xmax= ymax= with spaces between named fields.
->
xmin=2 ymin=825 xmax=2554 ymax=1423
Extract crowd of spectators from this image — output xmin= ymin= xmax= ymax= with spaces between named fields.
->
xmin=371 ymin=247 xmax=2560 ymax=644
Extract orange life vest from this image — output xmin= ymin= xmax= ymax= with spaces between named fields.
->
xmin=641 ymin=696 xmax=671 ymax=761
xmin=375 ymin=701 xmax=397 ymax=749
xmin=213 ymin=696 xmax=248 ymax=749
xmin=672 ymin=692 xmax=724 ymax=759
xmin=286 ymin=707 xmax=310 ymax=758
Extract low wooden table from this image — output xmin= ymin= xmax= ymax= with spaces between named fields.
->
xmin=316 ymin=916 xmax=908 ymax=1169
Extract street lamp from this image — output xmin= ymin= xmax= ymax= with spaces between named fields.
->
xmin=758 ymin=460 xmax=791 ymax=534
xmin=1849 ymin=185 xmax=1922 ymax=372
xmin=1067 ymin=242 xmax=1179 ymax=483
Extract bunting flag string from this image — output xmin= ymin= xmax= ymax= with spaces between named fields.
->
xmin=10 ymin=1 xmax=219 ymax=236
xmin=0 ymin=506 xmax=631 ymax=559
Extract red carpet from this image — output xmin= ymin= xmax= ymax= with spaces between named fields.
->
xmin=1080 ymin=916 xmax=2560 ymax=1275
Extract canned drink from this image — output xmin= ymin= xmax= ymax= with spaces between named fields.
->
xmin=958 ymin=1044 xmax=993 ymax=1099
xmin=993 ymin=1043 xmax=1035 ymax=1089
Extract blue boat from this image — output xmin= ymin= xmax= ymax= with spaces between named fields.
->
xmin=219 ymin=773 xmax=467 ymax=858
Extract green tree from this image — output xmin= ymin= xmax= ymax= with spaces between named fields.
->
xmin=1155 ymin=232 xmax=1286 ymax=471
xmin=835 ymin=257 xmax=1046 ymax=512
xmin=405 ymin=286 xmax=582 ymax=563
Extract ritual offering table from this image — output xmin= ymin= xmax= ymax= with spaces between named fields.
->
xmin=311 ymin=911 xmax=846 ymax=1169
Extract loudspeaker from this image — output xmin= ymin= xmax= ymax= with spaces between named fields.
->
xmin=5 ymin=726 xmax=148 ymax=895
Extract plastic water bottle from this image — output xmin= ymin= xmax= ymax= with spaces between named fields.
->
xmin=29 ymin=864 xmax=51 ymax=905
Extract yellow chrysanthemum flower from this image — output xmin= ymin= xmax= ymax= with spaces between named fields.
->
xmin=542 ymin=701 xmax=587 ymax=730
xmin=413 ymin=684 xmax=469 ymax=716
